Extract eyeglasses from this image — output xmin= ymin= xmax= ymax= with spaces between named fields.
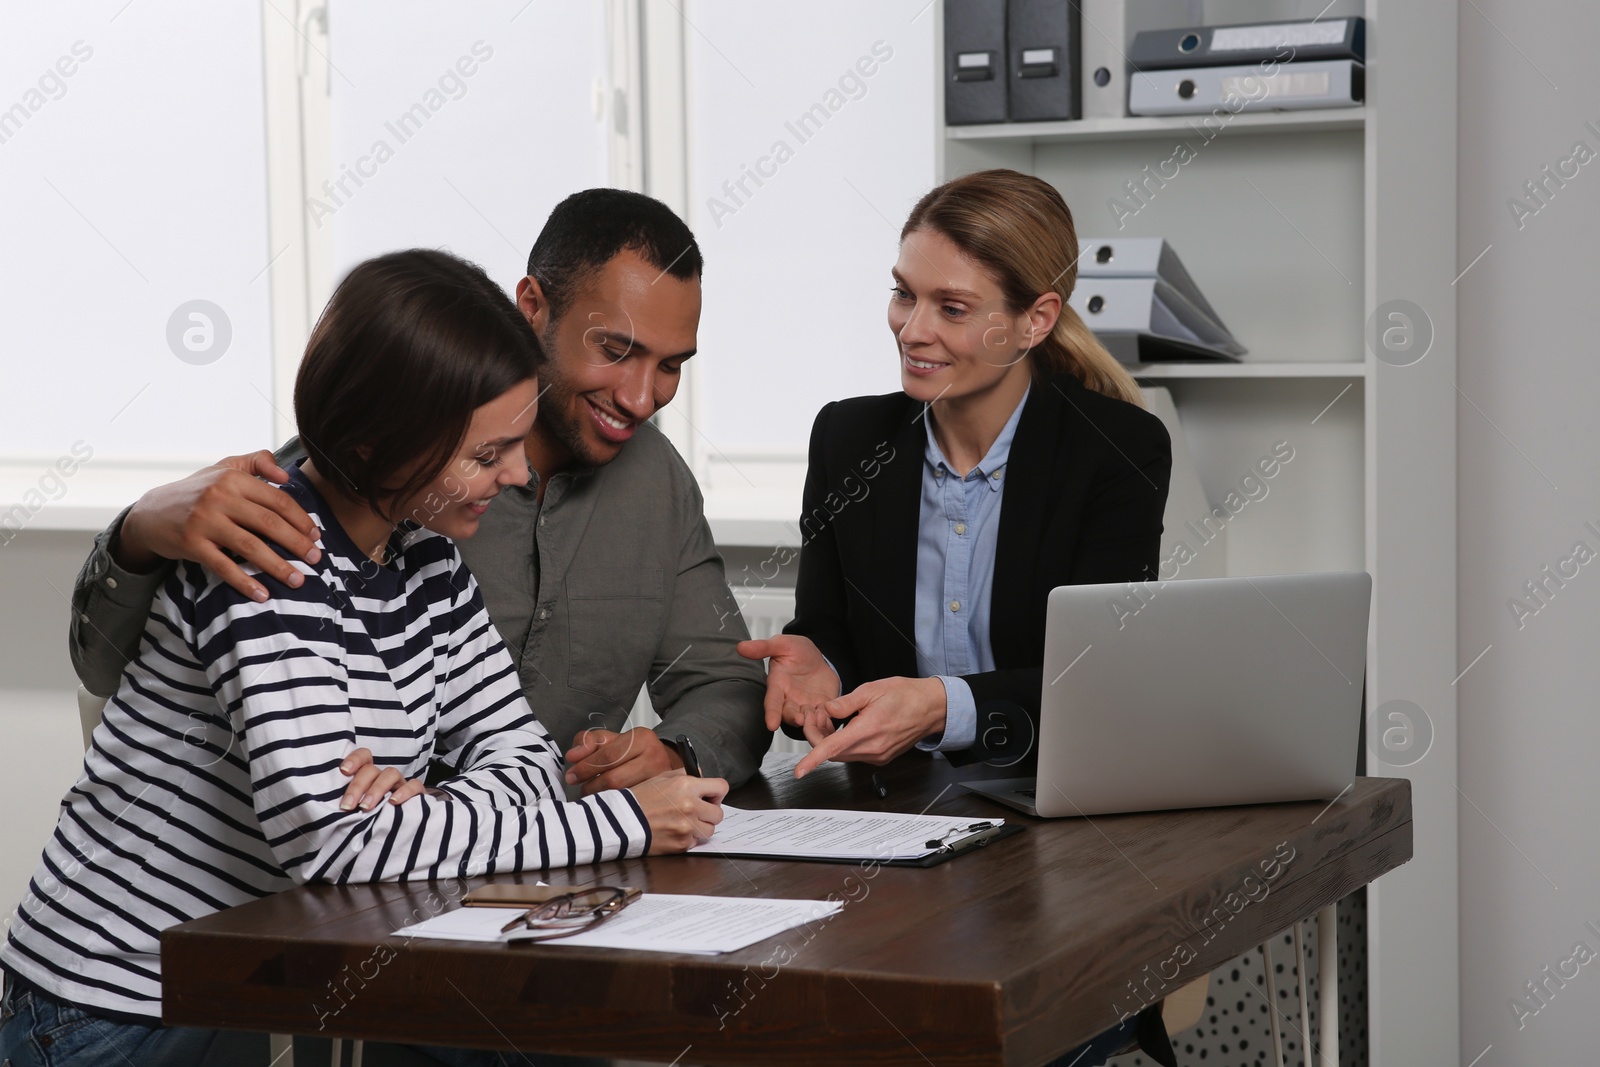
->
xmin=498 ymin=886 xmax=642 ymax=942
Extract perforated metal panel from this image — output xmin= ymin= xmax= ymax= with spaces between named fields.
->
xmin=1110 ymin=891 xmax=1367 ymax=1066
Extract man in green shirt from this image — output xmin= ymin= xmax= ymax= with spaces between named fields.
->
xmin=69 ymin=189 xmax=770 ymax=789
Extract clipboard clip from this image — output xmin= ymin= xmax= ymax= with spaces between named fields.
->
xmin=925 ymin=821 xmax=1007 ymax=854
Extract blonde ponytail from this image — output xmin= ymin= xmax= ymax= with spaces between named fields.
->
xmin=1042 ymin=304 xmax=1145 ymax=408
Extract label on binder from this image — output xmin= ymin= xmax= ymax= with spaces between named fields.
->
xmin=1221 ymin=69 xmax=1330 ymax=99
xmin=1210 ymin=20 xmax=1348 ymax=52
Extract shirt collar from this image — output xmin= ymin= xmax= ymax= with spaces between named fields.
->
xmin=507 ymin=467 xmax=540 ymax=498
xmin=923 ymin=382 xmax=1030 ymax=491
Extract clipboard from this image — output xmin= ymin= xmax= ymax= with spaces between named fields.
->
xmin=889 ymin=821 xmax=1027 ymax=868
xmin=705 ymin=822 xmax=1027 ymax=869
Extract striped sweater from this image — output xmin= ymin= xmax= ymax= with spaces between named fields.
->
xmin=1 ymin=467 xmax=649 ymax=1020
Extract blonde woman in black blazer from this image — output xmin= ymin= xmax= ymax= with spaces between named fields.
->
xmin=738 ymin=166 xmax=1179 ymax=1067
xmin=741 ymin=169 xmax=1172 ymax=777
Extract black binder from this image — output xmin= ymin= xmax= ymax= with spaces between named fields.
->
xmin=1006 ymin=0 xmax=1081 ymax=121
xmin=1130 ymin=16 xmax=1365 ymax=71
xmin=944 ymin=0 xmax=1008 ymax=125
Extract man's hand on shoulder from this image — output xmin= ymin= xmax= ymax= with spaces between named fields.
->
xmin=118 ymin=450 xmax=322 ymax=602
xmin=564 ymin=727 xmax=685 ymax=795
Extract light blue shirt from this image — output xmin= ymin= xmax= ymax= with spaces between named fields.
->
xmin=914 ymin=385 xmax=1029 ymax=753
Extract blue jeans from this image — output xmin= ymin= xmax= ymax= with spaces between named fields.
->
xmin=0 ymin=977 xmax=219 ymax=1066
xmin=0 ymin=975 xmax=608 ymax=1067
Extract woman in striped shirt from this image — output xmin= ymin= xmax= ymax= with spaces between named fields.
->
xmin=0 ymin=249 xmax=727 ymax=1066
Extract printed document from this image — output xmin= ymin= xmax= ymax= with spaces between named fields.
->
xmin=690 ymin=806 xmax=1005 ymax=862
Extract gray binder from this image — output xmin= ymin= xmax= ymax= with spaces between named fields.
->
xmin=1129 ymin=58 xmax=1364 ymax=116
xmin=1006 ymin=0 xmax=1080 ymax=122
xmin=1070 ymin=277 xmax=1243 ymax=362
xmin=945 ymin=0 xmax=1008 ymax=125
xmin=1071 ymin=238 xmax=1243 ymax=363
xmin=1078 ymin=236 xmax=1228 ymax=332
xmin=1130 ymin=17 xmax=1365 ymax=71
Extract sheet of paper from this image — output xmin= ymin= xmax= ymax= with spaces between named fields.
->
xmin=545 ymin=894 xmax=840 ymax=953
xmin=692 ymin=806 xmax=1005 ymax=862
xmin=395 ymin=906 xmax=525 ymax=943
xmin=394 ymin=893 xmax=842 ymax=955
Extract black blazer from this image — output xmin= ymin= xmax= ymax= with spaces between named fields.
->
xmin=785 ymin=374 xmax=1172 ymax=767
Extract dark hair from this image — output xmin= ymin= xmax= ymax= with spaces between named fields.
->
xmin=525 ymin=188 xmax=703 ymax=321
xmin=294 ymin=248 xmax=542 ymax=521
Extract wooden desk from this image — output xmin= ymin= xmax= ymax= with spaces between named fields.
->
xmin=163 ymin=755 xmax=1412 ymax=1066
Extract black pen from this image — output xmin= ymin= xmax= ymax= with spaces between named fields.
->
xmin=871 ymin=772 xmax=888 ymax=798
xmin=674 ymin=734 xmax=702 ymax=778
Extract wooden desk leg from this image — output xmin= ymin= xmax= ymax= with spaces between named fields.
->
xmin=1317 ymin=903 xmax=1339 ymax=1066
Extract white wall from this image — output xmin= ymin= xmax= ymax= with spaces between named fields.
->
xmin=0 ymin=3 xmax=273 ymax=466
xmin=326 ymin=0 xmax=611 ymax=286
xmin=0 ymin=533 xmax=99 ymax=924
xmin=686 ymin=0 xmax=937 ymax=465
xmin=1457 ymin=1 xmax=1600 ymax=1060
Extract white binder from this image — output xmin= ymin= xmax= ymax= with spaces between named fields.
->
xmin=1129 ymin=58 xmax=1364 ymax=116
xmin=1078 ymin=0 xmax=1202 ymax=120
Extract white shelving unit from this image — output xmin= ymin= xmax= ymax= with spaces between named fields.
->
xmin=947 ymin=105 xmax=1367 ymax=144
xmin=936 ymin=2 xmax=1457 ymax=1063
xmin=1131 ymin=360 xmax=1367 ymax=379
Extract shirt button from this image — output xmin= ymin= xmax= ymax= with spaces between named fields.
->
xmin=538 ymin=609 xmax=550 ymax=620
xmin=538 ymin=516 xmax=546 ymax=527
xmin=954 ymin=523 xmax=967 ymax=536
xmin=949 ymin=600 xmax=961 ymax=612
xmin=105 ymin=577 xmax=118 ymax=590
xmin=991 ymin=470 xmax=1003 ymax=480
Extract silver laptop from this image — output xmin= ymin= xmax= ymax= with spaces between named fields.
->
xmin=961 ymin=572 xmax=1371 ymax=817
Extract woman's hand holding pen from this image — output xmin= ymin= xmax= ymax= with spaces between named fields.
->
xmin=736 ymin=634 xmax=842 ymax=732
xmin=630 ymin=770 xmax=728 ymax=854
xmin=793 ymin=676 xmax=948 ymax=778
